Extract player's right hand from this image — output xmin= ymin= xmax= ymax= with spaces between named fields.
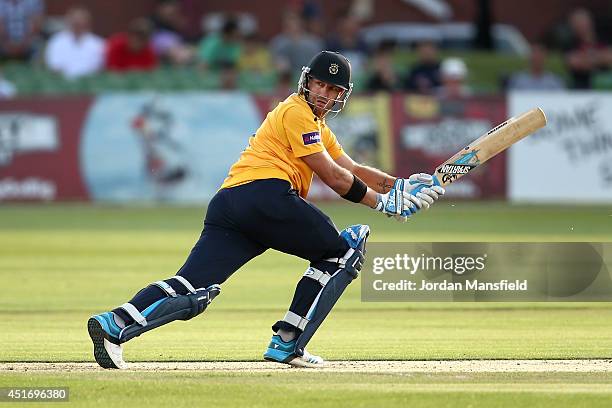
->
xmin=404 ymin=173 xmax=445 ymax=210
xmin=373 ymin=179 xmax=421 ymax=223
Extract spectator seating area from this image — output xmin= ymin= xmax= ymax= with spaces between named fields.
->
xmin=3 ymin=50 xmax=578 ymax=95
xmin=3 ymin=65 xmax=277 ymax=94
xmin=1 ymin=2 xmax=610 ymax=96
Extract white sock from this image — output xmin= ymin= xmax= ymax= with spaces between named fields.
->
xmin=277 ymin=329 xmax=296 ymax=342
xmin=112 ymin=312 xmax=126 ymax=329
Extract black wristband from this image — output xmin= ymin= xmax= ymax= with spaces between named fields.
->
xmin=341 ymin=175 xmax=368 ymax=203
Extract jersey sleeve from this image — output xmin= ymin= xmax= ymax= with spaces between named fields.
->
xmin=283 ymin=107 xmax=325 ymax=158
xmin=323 ymin=127 xmax=344 ymax=160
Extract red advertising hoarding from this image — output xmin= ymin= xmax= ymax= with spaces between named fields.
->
xmin=0 ymin=97 xmax=93 ymax=201
xmin=391 ymin=95 xmax=507 ymax=199
xmin=0 ymin=93 xmax=510 ymax=203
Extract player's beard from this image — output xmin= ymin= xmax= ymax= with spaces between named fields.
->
xmin=309 ymin=96 xmax=333 ymax=118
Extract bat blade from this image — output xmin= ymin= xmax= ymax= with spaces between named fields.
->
xmin=434 ymin=108 xmax=547 ymax=186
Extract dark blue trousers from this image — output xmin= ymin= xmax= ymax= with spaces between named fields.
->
xmin=115 ymin=179 xmax=349 ymax=330
xmin=177 ymin=179 xmax=349 ymax=286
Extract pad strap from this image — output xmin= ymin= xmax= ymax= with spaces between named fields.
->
xmin=283 ymin=310 xmax=309 ymax=331
xmin=153 ymin=281 xmax=177 ymax=297
xmin=171 ymin=276 xmax=196 ymax=294
xmin=324 ymin=248 xmax=355 ymax=268
xmin=120 ymin=302 xmax=147 ymax=326
xmin=303 ymin=267 xmax=331 ymax=287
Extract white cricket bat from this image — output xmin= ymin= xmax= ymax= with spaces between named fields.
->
xmin=432 ymin=108 xmax=547 ymax=186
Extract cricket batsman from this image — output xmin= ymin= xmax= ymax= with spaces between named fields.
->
xmin=88 ymin=51 xmax=445 ymax=369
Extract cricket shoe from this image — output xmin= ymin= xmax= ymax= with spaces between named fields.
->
xmin=263 ymin=335 xmax=325 ymax=368
xmin=87 ymin=312 xmax=127 ymax=369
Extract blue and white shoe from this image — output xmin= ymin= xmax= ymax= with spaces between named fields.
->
xmin=87 ymin=312 xmax=126 ymax=369
xmin=263 ymin=335 xmax=324 ymax=368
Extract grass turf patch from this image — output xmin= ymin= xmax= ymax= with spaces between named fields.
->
xmin=1 ymin=372 xmax=611 ymax=408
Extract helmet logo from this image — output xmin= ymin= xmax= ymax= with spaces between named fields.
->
xmin=329 ymin=63 xmax=339 ymax=75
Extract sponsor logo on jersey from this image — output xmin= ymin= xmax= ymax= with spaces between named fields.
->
xmin=302 ymin=131 xmax=321 ymax=145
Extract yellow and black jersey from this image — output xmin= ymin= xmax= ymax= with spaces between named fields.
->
xmin=220 ymin=93 xmax=344 ymax=198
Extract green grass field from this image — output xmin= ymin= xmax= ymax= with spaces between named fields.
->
xmin=1 ymin=202 xmax=611 ymax=407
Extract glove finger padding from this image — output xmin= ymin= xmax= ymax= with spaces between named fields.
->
xmin=408 ymin=173 xmax=433 ymax=186
xmin=402 ymin=192 xmax=419 ymax=216
xmin=415 ymin=192 xmax=433 ymax=208
xmin=417 ymin=185 xmax=446 ymax=202
xmin=418 ymin=189 xmax=436 ymax=203
xmin=431 ymin=185 xmax=446 ymax=196
xmin=404 ymin=191 xmax=421 ymax=210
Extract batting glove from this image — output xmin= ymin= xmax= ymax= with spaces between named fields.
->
xmin=374 ymin=178 xmax=421 ymax=222
xmin=403 ymin=173 xmax=446 ymax=210
xmin=375 ymin=175 xmax=446 ymax=222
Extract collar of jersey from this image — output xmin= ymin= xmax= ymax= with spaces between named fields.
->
xmin=291 ymin=93 xmax=326 ymax=126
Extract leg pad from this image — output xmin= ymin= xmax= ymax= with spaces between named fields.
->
xmin=292 ymin=225 xmax=370 ymax=356
xmin=119 ymin=285 xmax=220 ymax=343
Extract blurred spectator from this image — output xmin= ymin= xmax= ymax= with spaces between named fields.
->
xmin=366 ymin=41 xmax=398 ymax=92
xmin=197 ymin=16 xmax=242 ymax=70
xmin=325 ymin=13 xmax=369 ymax=75
xmin=274 ymin=69 xmax=293 ymax=97
xmin=150 ymin=0 xmax=186 ymax=36
xmin=0 ymin=0 xmax=44 ymax=61
xmin=44 ymin=7 xmax=104 ymax=80
xmin=149 ymin=0 xmax=194 ymax=65
xmin=0 ymin=66 xmax=16 ymax=98
xmin=564 ymin=8 xmax=612 ymax=89
xmin=437 ymin=57 xmax=471 ymax=98
xmin=350 ymin=0 xmax=374 ymax=20
xmin=106 ymin=18 xmax=158 ymax=72
xmin=403 ymin=41 xmax=441 ymax=94
xmin=237 ymin=33 xmax=272 ymax=74
xmin=219 ymin=61 xmax=238 ymax=90
xmin=507 ymin=43 xmax=565 ymax=91
xmin=270 ymin=11 xmax=323 ymax=76
xmin=301 ymin=1 xmax=325 ymax=38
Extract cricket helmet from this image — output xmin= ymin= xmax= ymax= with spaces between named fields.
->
xmin=298 ymin=51 xmax=353 ymax=117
